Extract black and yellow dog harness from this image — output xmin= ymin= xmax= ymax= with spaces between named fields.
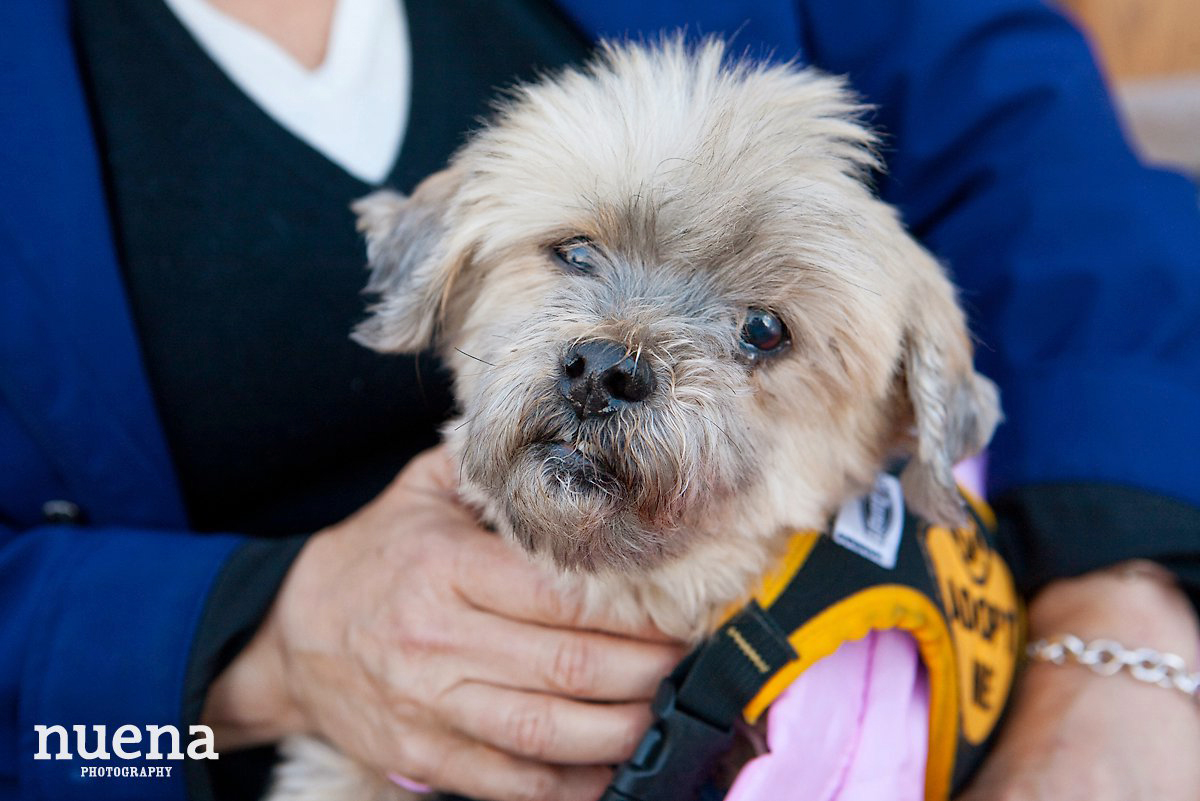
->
xmin=602 ymin=475 xmax=1023 ymax=801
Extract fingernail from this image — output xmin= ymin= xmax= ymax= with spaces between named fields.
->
xmin=388 ymin=773 xmax=432 ymax=793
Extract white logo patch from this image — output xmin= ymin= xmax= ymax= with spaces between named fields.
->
xmin=832 ymin=473 xmax=904 ymax=569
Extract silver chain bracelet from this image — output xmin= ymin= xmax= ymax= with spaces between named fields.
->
xmin=1027 ymin=634 xmax=1200 ymax=702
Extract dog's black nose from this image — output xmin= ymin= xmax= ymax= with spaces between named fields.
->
xmin=559 ymin=340 xmax=655 ymax=418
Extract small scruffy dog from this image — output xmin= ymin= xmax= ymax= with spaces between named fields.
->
xmin=269 ymin=36 xmax=999 ymax=801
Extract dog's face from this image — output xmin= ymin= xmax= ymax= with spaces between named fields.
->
xmin=354 ymin=39 xmax=999 ymax=576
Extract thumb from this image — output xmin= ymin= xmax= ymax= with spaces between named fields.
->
xmin=396 ymin=444 xmax=462 ymax=496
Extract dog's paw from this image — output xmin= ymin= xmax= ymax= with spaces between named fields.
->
xmin=265 ymin=735 xmax=419 ymax=801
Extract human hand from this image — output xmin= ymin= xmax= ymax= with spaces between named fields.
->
xmin=202 ymin=446 xmax=684 ymax=801
xmin=956 ymin=562 xmax=1200 ymax=801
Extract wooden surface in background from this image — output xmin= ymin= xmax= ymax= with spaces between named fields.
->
xmin=1060 ymin=0 xmax=1200 ymax=80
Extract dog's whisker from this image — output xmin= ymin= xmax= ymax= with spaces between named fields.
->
xmin=697 ymin=412 xmax=744 ymax=459
xmin=454 ymin=347 xmax=497 ymax=367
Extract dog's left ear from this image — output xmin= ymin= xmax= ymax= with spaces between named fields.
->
xmin=898 ymin=274 xmax=1002 ymax=526
xmin=351 ymin=166 xmax=469 ymax=353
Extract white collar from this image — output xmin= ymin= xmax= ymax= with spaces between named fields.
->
xmin=162 ymin=0 xmax=410 ymax=184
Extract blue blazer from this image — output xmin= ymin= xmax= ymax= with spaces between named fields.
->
xmin=2 ymin=0 xmax=1198 ymax=798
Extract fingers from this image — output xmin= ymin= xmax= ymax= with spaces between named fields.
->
xmin=398 ymin=734 xmax=612 ymax=801
xmin=453 ymin=532 xmax=676 ymax=642
xmin=456 ymin=609 xmax=682 ymax=701
xmin=442 ymin=682 xmax=651 ymax=764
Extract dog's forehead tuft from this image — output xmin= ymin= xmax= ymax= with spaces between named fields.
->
xmin=451 ymin=37 xmax=878 ymax=257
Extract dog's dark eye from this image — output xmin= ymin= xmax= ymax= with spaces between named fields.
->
xmin=740 ymin=308 xmax=788 ymax=354
xmin=552 ymin=238 xmax=598 ymax=274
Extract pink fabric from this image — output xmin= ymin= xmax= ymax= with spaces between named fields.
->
xmin=953 ymin=453 xmax=987 ymax=498
xmin=726 ymin=629 xmax=930 ymax=801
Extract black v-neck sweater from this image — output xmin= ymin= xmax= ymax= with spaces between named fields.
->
xmin=74 ymin=0 xmax=588 ymax=537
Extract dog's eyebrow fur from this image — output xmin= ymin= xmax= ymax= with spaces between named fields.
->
xmin=581 ymin=194 xmax=762 ymax=273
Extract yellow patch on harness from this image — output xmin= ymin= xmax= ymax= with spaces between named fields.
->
xmin=922 ymin=518 xmax=1022 ymax=745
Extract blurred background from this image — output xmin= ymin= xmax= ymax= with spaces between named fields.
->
xmin=1061 ymin=0 xmax=1200 ymax=179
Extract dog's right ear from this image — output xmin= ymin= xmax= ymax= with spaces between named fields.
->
xmin=351 ymin=166 xmax=467 ymax=353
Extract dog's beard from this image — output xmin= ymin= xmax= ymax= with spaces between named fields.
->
xmin=459 ymin=383 xmax=745 ymax=574
xmin=500 ymin=447 xmax=674 ymax=572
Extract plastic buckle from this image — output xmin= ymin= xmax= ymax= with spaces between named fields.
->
xmin=600 ymin=675 xmax=735 ymax=801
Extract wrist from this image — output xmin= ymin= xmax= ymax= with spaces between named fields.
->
xmin=199 ymin=602 xmax=308 ymax=749
xmin=1028 ymin=560 xmax=1200 ymax=661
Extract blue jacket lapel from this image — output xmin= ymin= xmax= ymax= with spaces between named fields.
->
xmin=0 ymin=0 xmax=186 ymax=528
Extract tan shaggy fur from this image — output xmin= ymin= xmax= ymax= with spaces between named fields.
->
xmin=266 ymin=37 xmax=1000 ymax=801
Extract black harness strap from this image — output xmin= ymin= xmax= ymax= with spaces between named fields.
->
xmin=602 ymin=602 xmax=796 ymax=801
